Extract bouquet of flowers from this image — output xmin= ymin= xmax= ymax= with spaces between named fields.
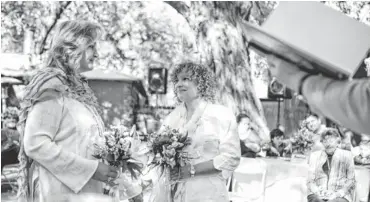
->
xmin=147 ymin=125 xmax=192 ymax=173
xmin=146 ymin=125 xmax=192 ymax=202
xmin=290 ymin=120 xmax=315 ymax=154
xmin=93 ymin=125 xmax=143 ymax=178
xmin=93 ymin=124 xmax=143 ymax=200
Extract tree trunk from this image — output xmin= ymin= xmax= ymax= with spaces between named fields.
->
xmin=166 ymin=1 xmax=271 ymax=141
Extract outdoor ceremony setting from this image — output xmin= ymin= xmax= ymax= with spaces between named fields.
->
xmin=1 ymin=1 xmax=370 ymax=202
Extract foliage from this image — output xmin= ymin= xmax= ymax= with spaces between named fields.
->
xmin=2 ymin=1 xmax=369 ymax=139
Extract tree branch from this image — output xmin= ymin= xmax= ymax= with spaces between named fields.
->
xmin=165 ymin=1 xmax=189 ymax=16
xmin=164 ymin=1 xmax=190 ymax=24
xmin=39 ymin=1 xmax=72 ymax=54
xmin=106 ymin=33 xmax=129 ymax=61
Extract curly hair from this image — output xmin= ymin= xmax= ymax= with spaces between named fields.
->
xmin=170 ymin=62 xmax=216 ymax=103
xmin=17 ymin=20 xmax=104 ymax=200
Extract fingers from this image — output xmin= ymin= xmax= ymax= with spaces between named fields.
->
xmin=107 ymin=171 xmax=119 ymax=179
xmin=169 ymin=169 xmax=179 ymax=180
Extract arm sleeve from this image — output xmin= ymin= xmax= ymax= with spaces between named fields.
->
xmin=337 ymin=153 xmax=356 ymax=198
xmin=302 ymin=76 xmax=370 ymax=135
xmin=213 ymin=109 xmax=241 ymax=178
xmin=24 ymin=97 xmax=99 ymax=193
xmin=307 ymin=154 xmax=320 ymax=195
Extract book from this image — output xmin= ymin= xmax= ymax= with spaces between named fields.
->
xmin=243 ymin=1 xmax=370 ymax=80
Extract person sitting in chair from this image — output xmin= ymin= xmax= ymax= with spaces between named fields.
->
xmin=237 ymin=113 xmax=261 ymax=158
xmin=307 ymin=128 xmax=356 ymax=202
xmin=352 ymin=134 xmax=370 ymax=165
xmin=266 ymin=128 xmax=291 ymax=157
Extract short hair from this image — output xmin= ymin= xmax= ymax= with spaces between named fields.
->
xmin=320 ymin=128 xmax=341 ymax=142
xmin=170 ymin=62 xmax=216 ymax=103
xmin=270 ymin=128 xmax=284 ymax=139
xmin=236 ymin=113 xmax=250 ymax=124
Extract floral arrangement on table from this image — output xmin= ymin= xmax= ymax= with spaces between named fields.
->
xmin=93 ymin=124 xmax=143 ymax=200
xmin=290 ymin=120 xmax=315 ymax=155
xmin=1 ymin=107 xmax=19 ymax=121
xmin=147 ymin=125 xmax=192 ymax=176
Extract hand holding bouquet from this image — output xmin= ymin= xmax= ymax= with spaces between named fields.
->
xmin=93 ymin=125 xmax=143 ymax=179
xmin=93 ymin=125 xmax=143 ymax=200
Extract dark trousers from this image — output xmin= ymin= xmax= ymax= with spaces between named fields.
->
xmin=307 ymin=194 xmax=349 ymax=202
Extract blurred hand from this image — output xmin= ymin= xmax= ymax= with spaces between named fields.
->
xmin=92 ymin=162 xmax=119 ymax=184
xmin=270 ymin=147 xmax=281 ymax=157
xmin=266 ymin=54 xmax=313 ymax=92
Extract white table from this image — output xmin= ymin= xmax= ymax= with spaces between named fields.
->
xmin=230 ymin=157 xmax=370 ymax=202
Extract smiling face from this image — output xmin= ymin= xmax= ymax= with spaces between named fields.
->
xmin=174 ymin=70 xmax=199 ymax=103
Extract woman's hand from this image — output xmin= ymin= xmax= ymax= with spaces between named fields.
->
xmin=170 ymin=165 xmax=191 ymax=181
xmin=92 ymin=162 xmax=119 ymax=184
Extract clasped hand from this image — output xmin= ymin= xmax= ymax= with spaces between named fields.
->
xmin=170 ymin=165 xmax=191 ymax=182
xmin=92 ymin=162 xmax=120 ymax=186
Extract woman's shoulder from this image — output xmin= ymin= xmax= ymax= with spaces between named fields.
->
xmin=165 ymin=104 xmax=184 ymax=119
xmin=205 ymin=103 xmax=235 ymax=121
xmin=23 ymin=71 xmax=68 ymax=105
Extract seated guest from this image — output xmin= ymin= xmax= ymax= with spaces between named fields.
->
xmin=339 ymin=128 xmax=354 ymax=151
xmin=304 ymin=115 xmax=326 ymax=152
xmin=1 ymin=107 xmax=20 ymax=171
xmin=266 ymin=128 xmax=292 ymax=157
xmin=352 ymin=134 xmax=370 ymax=165
xmin=307 ymin=128 xmax=356 ymax=202
xmin=237 ymin=113 xmax=261 ymax=158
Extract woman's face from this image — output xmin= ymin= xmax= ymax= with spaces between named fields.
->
xmin=79 ymin=43 xmax=97 ymax=73
xmin=175 ymin=70 xmax=198 ymax=103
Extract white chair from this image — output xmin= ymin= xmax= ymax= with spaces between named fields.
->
xmin=228 ymin=158 xmax=267 ymax=202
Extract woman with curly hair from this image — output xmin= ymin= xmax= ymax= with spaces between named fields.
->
xmin=150 ymin=62 xmax=241 ymax=202
xmin=17 ymin=20 xmax=118 ymax=202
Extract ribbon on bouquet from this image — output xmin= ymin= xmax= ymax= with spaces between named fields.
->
xmin=107 ymin=168 xmax=142 ymax=202
xmin=148 ymin=166 xmax=173 ymax=202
